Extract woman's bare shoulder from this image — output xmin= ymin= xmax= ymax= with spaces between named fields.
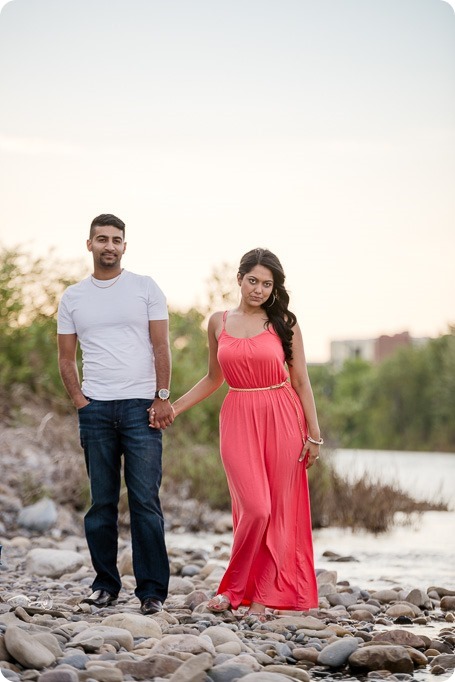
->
xmin=210 ymin=310 xmax=225 ymax=320
xmin=207 ymin=310 xmax=226 ymax=335
xmin=208 ymin=310 xmax=225 ymax=325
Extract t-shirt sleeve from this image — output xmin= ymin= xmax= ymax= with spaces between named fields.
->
xmin=147 ymin=279 xmax=169 ymax=320
xmin=57 ymin=294 xmax=77 ymax=334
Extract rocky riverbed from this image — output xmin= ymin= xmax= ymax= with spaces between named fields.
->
xmin=1 ymin=406 xmax=454 ymax=681
xmin=1 ymin=525 xmax=455 ymax=682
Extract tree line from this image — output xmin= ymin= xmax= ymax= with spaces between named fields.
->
xmin=1 ymin=246 xmax=454 ymax=453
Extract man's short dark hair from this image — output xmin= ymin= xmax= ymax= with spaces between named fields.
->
xmin=90 ymin=214 xmax=125 ymax=239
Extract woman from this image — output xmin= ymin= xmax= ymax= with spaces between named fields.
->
xmin=153 ymin=248 xmax=321 ymax=618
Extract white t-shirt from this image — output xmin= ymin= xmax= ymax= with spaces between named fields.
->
xmin=57 ymin=270 xmax=168 ymax=400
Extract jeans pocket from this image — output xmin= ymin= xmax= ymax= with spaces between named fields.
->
xmin=78 ymin=398 xmax=93 ymax=412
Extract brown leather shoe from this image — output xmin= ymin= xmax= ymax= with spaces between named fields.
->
xmin=140 ymin=597 xmax=163 ymax=615
xmin=81 ymin=589 xmax=118 ymax=608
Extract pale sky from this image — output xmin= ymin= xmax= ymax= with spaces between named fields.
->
xmin=0 ymin=0 xmax=454 ymax=362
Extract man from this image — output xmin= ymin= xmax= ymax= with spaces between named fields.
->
xmin=57 ymin=214 xmax=173 ymax=615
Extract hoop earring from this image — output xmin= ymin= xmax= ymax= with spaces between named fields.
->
xmin=266 ymin=293 xmax=276 ymax=308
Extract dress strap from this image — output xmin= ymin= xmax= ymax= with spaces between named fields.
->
xmin=222 ymin=310 xmax=228 ymax=328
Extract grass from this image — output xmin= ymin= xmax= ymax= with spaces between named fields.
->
xmin=308 ymin=458 xmax=447 ymax=533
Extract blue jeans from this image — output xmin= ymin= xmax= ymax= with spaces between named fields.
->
xmin=78 ymin=398 xmax=169 ymax=602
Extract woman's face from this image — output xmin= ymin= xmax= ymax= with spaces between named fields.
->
xmin=238 ymin=265 xmax=274 ymax=307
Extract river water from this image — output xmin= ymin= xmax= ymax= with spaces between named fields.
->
xmin=313 ymin=449 xmax=455 ymax=590
xmin=167 ymin=449 xmax=455 ymax=591
xmin=329 ymin=448 xmax=455 ymax=510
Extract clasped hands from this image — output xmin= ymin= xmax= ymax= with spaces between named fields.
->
xmin=148 ymin=401 xmax=175 ymax=429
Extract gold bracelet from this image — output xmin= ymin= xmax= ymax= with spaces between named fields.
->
xmin=307 ymin=435 xmax=324 ymax=446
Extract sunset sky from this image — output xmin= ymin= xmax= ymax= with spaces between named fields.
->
xmin=0 ymin=0 xmax=454 ymax=361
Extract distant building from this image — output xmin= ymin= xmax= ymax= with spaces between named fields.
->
xmin=374 ymin=331 xmax=411 ymax=364
xmin=330 ymin=332 xmax=429 ymax=369
xmin=330 ymin=338 xmax=376 ymax=368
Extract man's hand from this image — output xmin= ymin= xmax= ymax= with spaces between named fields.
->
xmin=75 ymin=397 xmax=90 ymax=409
xmin=148 ymin=401 xmax=174 ymax=429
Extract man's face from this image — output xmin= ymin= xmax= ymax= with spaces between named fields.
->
xmin=87 ymin=225 xmax=126 ymax=269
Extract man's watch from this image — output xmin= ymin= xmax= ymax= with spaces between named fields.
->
xmin=155 ymin=388 xmax=170 ymax=401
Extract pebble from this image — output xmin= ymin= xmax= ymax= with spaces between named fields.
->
xmin=0 ymin=533 xmax=453 ymax=682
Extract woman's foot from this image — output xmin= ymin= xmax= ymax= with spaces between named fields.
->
xmin=207 ymin=593 xmax=231 ymax=612
xmin=245 ymin=601 xmax=273 ymax=622
xmin=244 ymin=611 xmax=273 ymax=622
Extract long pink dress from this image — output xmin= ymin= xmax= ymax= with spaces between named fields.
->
xmin=216 ymin=313 xmax=318 ymax=610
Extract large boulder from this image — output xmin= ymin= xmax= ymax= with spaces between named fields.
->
xmin=25 ymin=548 xmax=85 ymax=578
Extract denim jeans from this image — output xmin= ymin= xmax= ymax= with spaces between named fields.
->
xmin=78 ymin=398 xmax=169 ymax=602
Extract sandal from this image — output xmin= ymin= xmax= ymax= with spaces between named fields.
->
xmin=244 ymin=610 xmax=273 ymax=623
xmin=207 ymin=593 xmax=232 ymax=613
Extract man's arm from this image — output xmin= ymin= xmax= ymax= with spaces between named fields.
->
xmin=57 ymin=333 xmax=89 ymax=409
xmin=148 ymin=319 xmax=174 ymax=428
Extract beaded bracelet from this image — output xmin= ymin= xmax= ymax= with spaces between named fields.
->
xmin=307 ymin=435 xmax=324 ymax=446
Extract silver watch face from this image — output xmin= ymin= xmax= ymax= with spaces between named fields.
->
xmin=157 ymin=388 xmax=170 ymax=400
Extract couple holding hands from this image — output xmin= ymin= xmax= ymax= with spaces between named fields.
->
xmin=57 ymin=213 xmax=321 ymax=619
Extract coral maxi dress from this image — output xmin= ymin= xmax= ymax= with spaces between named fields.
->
xmin=216 ymin=312 xmax=318 ymax=611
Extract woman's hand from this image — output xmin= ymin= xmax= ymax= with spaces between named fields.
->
xmin=299 ymin=440 xmax=320 ymax=468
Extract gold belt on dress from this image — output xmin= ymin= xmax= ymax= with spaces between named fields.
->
xmin=228 ymin=380 xmax=306 ymax=442
xmin=228 ymin=380 xmax=287 ymax=392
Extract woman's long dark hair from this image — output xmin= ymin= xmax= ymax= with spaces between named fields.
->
xmin=238 ymin=248 xmax=297 ymax=364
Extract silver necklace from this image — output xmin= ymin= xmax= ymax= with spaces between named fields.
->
xmin=91 ymin=269 xmax=124 ymax=289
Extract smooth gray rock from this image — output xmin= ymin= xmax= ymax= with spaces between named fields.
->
xmin=327 ymin=592 xmax=359 ymax=607
xmin=372 ymin=629 xmax=426 ymax=648
xmin=441 ymin=596 xmax=455 ymax=611
xmin=430 ymin=653 xmax=455 ymax=670
xmin=241 ymin=673 xmax=299 ymax=681
xmin=184 ymin=590 xmax=210 ymax=610
xmin=38 ymin=670 xmax=79 ymax=682
xmin=265 ymin=666 xmax=310 ymax=681
xmin=349 ymin=644 xmax=414 ymax=674
xmin=151 ymin=633 xmax=216 ymax=656
xmin=370 ymin=589 xmax=400 ymax=603
xmin=405 ymin=588 xmax=432 ymax=609
xmin=168 ymin=575 xmax=196 ymax=594
xmin=115 ymin=654 xmax=182 ymax=678
xmin=101 ymin=612 xmax=162 ymax=639
xmin=209 ymin=663 xmax=253 ymax=682
xmin=349 ymin=609 xmax=375 ymax=622
xmin=317 ymin=637 xmax=359 ymax=666
xmin=25 ymin=548 xmax=85 ymax=578
xmin=56 ymin=653 xmax=91 ymax=669
xmin=168 ymin=652 xmax=213 ymax=681
xmin=18 ymin=497 xmax=58 ymax=532
xmin=203 ymin=625 xmax=241 ymax=647
xmin=4 ymin=625 xmax=56 ymax=669
xmin=32 ymin=632 xmax=63 ymax=658
xmin=72 ymin=625 xmax=134 ymax=651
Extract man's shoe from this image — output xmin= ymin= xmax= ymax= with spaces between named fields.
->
xmin=81 ymin=589 xmax=118 ymax=608
xmin=140 ymin=597 xmax=163 ymax=615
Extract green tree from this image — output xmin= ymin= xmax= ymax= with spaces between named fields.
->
xmin=307 ymin=362 xmax=337 ymax=446
xmin=164 ymin=305 xmax=230 ymax=508
xmin=169 ymin=307 xmax=227 ymax=443
xmin=329 ymin=358 xmax=374 ymax=447
xmin=363 ymin=330 xmax=455 ymax=451
xmin=0 ymin=246 xmax=85 ymax=400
